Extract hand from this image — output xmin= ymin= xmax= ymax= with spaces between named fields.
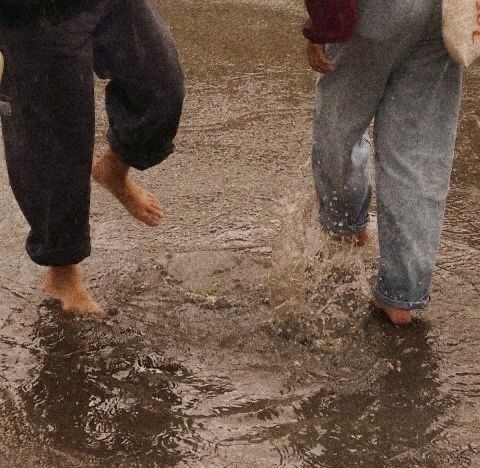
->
xmin=306 ymin=41 xmax=334 ymax=73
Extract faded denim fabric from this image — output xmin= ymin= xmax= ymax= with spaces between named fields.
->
xmin=355 ymin=0 xmax=418 ymax=42
xmin=312 ymin=0 xmax=462 ymax=310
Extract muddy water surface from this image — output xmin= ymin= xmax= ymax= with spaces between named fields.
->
xmin=0 ymin=1 xmax=479 ymax=466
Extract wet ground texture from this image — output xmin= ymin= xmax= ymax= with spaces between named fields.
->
xmin=0 ymin=0 xmax=480 ymax=466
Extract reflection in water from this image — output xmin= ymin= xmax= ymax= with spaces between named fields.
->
xmin=311 ymin=317 xmax=443 ymax=467
xmin=21 ymin=315 xmax=200 ymax=465
xmin=0 ymin=0 xmax=478 ymax=465
xmin=19 ymin=313 xmax=448 ymax=467
xmin=265 ymin=192 xmax=464 ymax=467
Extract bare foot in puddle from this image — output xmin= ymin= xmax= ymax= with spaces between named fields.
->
xmin=43 ymin=266 xmax=105 ymax=317
xmin=330 ymin=227 xmax=369 ymax=247
xmin=92 ymin=148 xmax=164 ymax=226
xmin=373 ymin=298 xmax=412 ymax=326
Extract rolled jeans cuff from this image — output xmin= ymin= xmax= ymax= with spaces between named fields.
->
xmin=26 ymin=241 xmax=91 ymax=267
xmin=107 ymin=129 xmax=175 ymax=171
xmin=319 ymin=212 xmax=370 ymax=236
xmin=372 ymin=285 xmax=430 ymax=311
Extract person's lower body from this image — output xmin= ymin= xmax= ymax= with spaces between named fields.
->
xmin=0 ymin=0 xmax=184 ymax=315
xmin=312 ymin=0 xmax=462 ymax=325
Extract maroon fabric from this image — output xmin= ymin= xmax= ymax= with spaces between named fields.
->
xmin=303 ymin=0 xmax=358 ymax=44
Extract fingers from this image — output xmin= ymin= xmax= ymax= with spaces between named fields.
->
xmin=307 ymin=42 xmax=334 ymax=73
xmin=312 ymin=57 xmax=334 ymax=73
xmin=0 ymin=53 xmax=4 ymax=84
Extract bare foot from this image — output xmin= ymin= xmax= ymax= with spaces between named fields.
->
xmin=43 ymin=266 xmax=105 ymax=317
xmin=330 ymin=228 xmax=369 ymax=247
xmin=92 ymin=149 xmax=164 ymax=226
xmin=373 ymin=298 xmax=412 ymax=326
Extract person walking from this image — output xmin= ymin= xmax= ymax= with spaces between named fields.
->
xmin=0 ymin=0 xmax=184 ymax=315
xmin=303 ymin=0 xmax=462 ymax=325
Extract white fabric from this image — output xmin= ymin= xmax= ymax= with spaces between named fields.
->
xmin=443 ymin=0 xmax=480 ymax=67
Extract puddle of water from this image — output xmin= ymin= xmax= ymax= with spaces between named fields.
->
xmin=266 ymin=191 xmax=480 ymax=467
xmin=1 ymin=191 xmax=476 ymax=467
xmin=0 ymin=0 xmax=479 ymax=466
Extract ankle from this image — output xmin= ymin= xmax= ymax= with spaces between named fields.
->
xmin=330 ymin=228 xmax=368 ymax=246
xmin=47 ymin=265 xmax=81 ymax=287
xmin=48 ymin=264 xmax=77 ymax=275
xmin=99 ymin=149 xmax=129 ymax=179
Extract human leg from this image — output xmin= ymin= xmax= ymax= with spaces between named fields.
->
xmin=372 ymin=20 xmax=462 ymax=319
xmin=91 ymin=0 xmax=184 ymax=225
xmin=0 ymin=9 xmax=106 ymax=315
xmin=312 ymin=38 xmax=396 ymax=239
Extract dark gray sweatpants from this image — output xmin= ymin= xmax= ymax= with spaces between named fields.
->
xmin=0 ymin=0 xmax=184 ymax=266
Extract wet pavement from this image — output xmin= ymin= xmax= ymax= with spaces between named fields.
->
xmin=0 ymin=0 xmax=480 ymax=466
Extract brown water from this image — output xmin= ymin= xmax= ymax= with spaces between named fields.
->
xmin=0 ymin=0 xmax=479 ymax=466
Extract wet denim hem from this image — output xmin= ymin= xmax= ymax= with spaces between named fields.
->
xmin=108 ymin=130 xmax=175 ymax=172
xmin=27 ymin=242 xmax=91 ymax=267
xmin=319 ymin=212 xmax=370 ymax=236
xmin=372 ymin=286 xmax=429 ymax=311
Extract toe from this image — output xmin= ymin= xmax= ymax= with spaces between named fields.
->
xmin=146 ymin=192 xmax=159 ymax=203
xmin=148 ymin=203 xmax=164 ymax=217
xmin=144 ymin=212 xmax=161 ymax=226
xmin=146 ymin=219 xmax=161 ymax=227
xmin=91 ymin=305 xmax=107 ymax=317
xmin=68 ymin=300 xmax=106 ymax=318
xmin=148 ymin=196 xmax=163 ymax=210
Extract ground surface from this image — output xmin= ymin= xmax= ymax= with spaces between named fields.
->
xmin=0 ymin=1 xmax=480 ymax=466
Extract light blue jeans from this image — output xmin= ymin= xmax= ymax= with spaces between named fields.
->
xmin=312 ymin=0 xmax=462 ymax=310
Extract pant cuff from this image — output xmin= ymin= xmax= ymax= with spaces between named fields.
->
xmin=27 ymin=242 xmax=91 ymax=267
xmin=319 ymin=212 xmax=370 ymax=236
xmin=107 ymin=130 xmax=175 ymax=171
xmin=372 ymin=286 xmax=430 ymax=311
